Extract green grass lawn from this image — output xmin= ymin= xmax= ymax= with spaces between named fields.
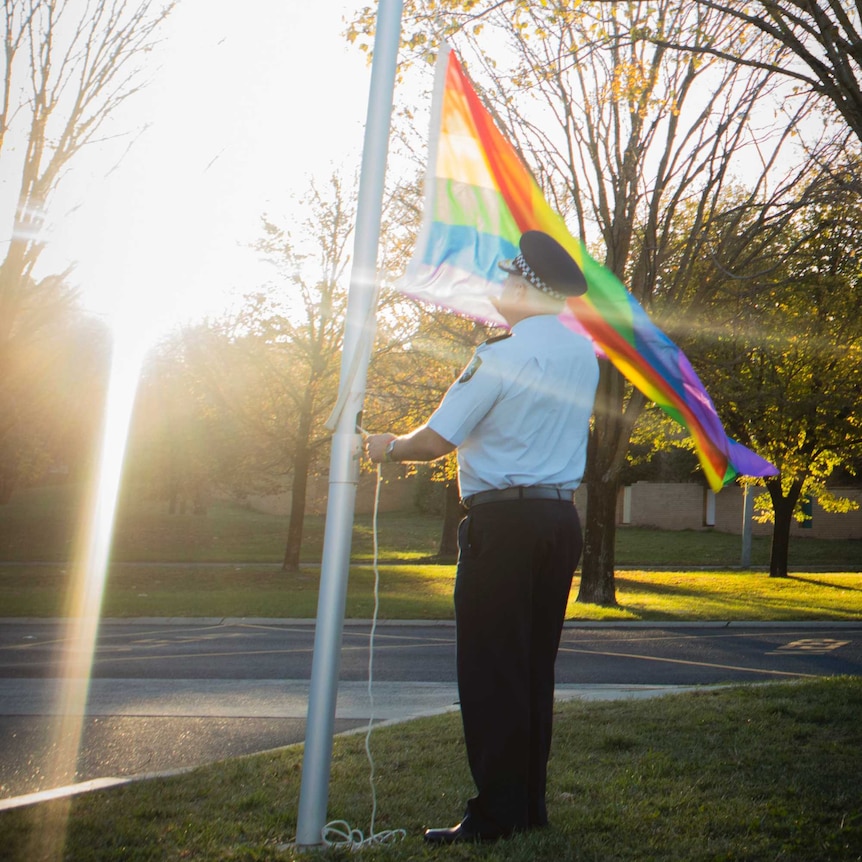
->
xmin=1 ymin=483 xmax=860 ymax=568
xmin=1 ymin=483 xmax=861 ymax=621
xmin=2 ymin=677 xmax=860 ymax=861
xmin=2 ymin=564 xmax=861 ymax=620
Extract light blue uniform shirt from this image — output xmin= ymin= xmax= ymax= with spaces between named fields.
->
xmin=427 ymin=314 xmax=599 ymax=498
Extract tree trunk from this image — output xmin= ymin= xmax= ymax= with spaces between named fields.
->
xmin=282 ymin=419 xmax=313 ymax=573
xmin=282 ymin=444 xmax=310 ymax=572
xmin=767 ymin=477 xmax=802 ymax=579
xmin=437 ymin=480 xmax=463 ymax=562
xmin=577 ymin=477 xmax=619 ymax=605
xmin=282 ymin=381 xmax=318 ymax=572
xmin=577 ymin=360 xmax=630 ymax=607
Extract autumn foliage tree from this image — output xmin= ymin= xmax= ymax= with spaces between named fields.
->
xmin=689 ymin=162 xmax=862 ymax=577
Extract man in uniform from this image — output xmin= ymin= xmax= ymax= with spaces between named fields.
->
xmin=365 ymin=230 xmax=599 ymax=843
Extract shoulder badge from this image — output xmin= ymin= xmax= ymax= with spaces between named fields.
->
xmin=458 ymin=355 xmax=482 ymax=384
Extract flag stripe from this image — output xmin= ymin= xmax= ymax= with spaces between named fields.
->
xmin=433 ymin=179 xmax=521 ymax=240
xmin=419 ymin=222 xmax=516 ymax=283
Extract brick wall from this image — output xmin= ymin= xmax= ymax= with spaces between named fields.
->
xmin=249 ymin=474 xmax=861 ymax=540
xmin=620 ymin=481 xmax=862 ymax=540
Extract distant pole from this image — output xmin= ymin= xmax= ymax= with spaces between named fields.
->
xmin=740 ymin=484 xmax=753 ymax=567
xmin=295 ymin=0 xmax=402 ymax=848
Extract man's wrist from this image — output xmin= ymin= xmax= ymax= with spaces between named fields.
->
xmin=383 ymin=438 xmax=398 ymax=463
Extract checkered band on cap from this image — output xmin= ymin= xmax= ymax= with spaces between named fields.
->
xmin=510 ymin=253 xmax=568 ymax=301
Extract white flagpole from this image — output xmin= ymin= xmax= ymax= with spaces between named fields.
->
xmin=295 ymin=0 xmax=403 ymax=848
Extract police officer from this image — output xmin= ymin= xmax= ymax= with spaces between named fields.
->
xmin=366 ymin=230 xmax=599 ymax=843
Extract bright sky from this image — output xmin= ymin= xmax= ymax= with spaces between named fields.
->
xmin=43 ymin=0 xmax=376 ymax=339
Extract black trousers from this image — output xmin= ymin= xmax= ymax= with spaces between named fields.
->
xmin=454 ymin=498 xmax=582 ymax=835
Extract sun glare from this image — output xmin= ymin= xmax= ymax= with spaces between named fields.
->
xmin=29 ymin=327 xmax=145 ymax=861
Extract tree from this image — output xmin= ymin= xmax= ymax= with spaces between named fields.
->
xmin=0 ymin=300 xmax=111 ymax=501
xmin=169 ymin=174 xmax=409 ymax=571
xmin=126 ymin=326 xmax=231 ymax=515
xmin=0 ymin=0 xmax=175 ymax=497
xmin=251 ymin=178 xmax=356 ymax=572
xmin=126 ymin=172 xmax=427 ymax=568
xmin=351 ymin=0 xmax=820 ymax=604
xmin=167 ymin=178 xmax=354 ymax=571
xmin=651 ymin=1 xmax=862 ymax=150
xmin=690 ymin=162 xmax=862 ymax=577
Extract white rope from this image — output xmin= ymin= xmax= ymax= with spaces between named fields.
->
xmin=320 ymin=455 xmax=406 ymax=850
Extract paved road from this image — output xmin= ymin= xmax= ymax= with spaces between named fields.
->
xmin=1 ymin=618 xmax=860 ymax=804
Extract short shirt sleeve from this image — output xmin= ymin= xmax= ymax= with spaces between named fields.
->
xmin=426 ymin=346 xmax=503 ymax=447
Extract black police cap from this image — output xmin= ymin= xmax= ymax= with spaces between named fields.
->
xmin=498 ymin=231 xmax=587 ymax=298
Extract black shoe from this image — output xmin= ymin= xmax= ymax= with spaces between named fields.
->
xmin=423 ymin=819 xmax=507 ymax=844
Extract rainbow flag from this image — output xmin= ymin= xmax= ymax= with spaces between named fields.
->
xmin=398 ymin=45 xmax=778 ymax=492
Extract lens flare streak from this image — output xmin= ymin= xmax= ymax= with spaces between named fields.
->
xmin=33 ymin=339 xmax=144 ymax=860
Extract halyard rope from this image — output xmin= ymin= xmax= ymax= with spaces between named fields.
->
xmin=319 ymin=444 xmax=406 ymax=849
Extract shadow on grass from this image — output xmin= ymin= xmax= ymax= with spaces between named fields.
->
xmin=606 ymin=572 xmax=862 ymax=622
xmin=615 ymin=575 xmax=718 ymax=597
xmin=787 ymin=574 xmax=862 ymax=592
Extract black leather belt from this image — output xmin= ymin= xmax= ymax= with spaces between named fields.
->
xmin=461 ymin=486 xmax=575 ymax=509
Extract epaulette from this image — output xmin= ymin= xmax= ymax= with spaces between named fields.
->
xmin=482 ymin=332 xmax=512 ymax=346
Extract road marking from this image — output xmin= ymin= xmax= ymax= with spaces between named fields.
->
xmin=767 ymin=639 xmax=850 ymax=656
xmin=557 ymin=646 xmax=818 ymax=678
